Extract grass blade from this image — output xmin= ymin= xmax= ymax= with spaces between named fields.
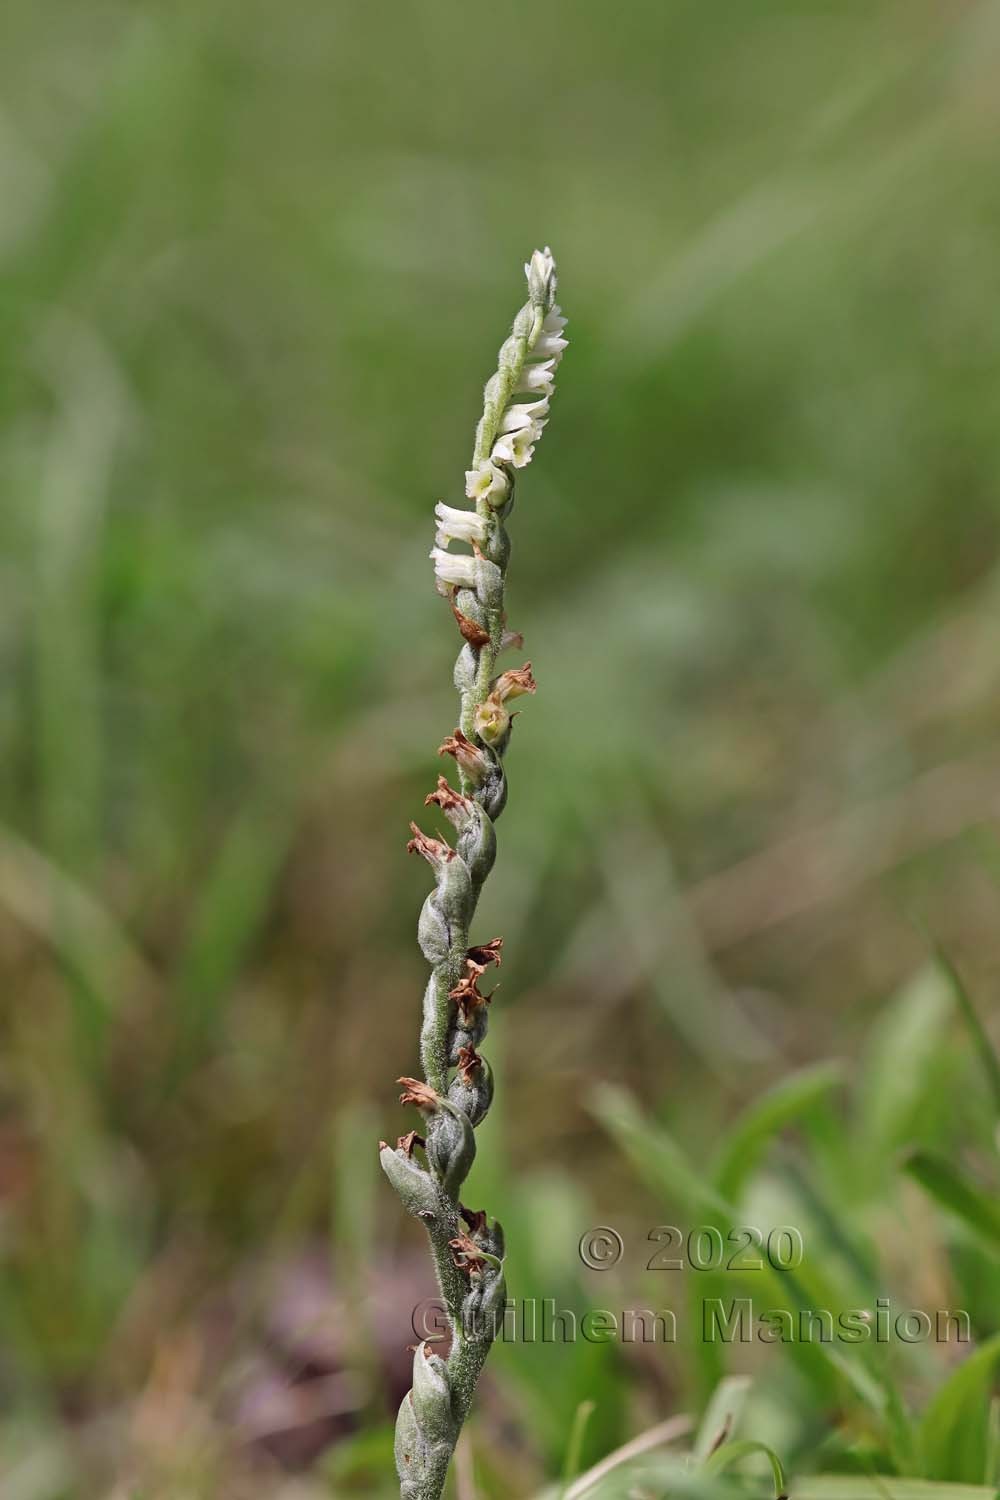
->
xmin=936 ymin=948 xmax=1000 ymax=1119
xmin=902 ymin=1149 xmax=1000 ymax=1250
xmin=703 ymin=1438 xmax=787 ymax=1498
xmin=917 ymin=1331 xmax=1000 ymax=1482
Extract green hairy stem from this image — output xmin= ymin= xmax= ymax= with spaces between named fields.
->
xmin=379 ymin=250 xmax=566 ymax=1500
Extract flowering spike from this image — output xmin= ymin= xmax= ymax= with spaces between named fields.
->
xmin=382 ymin=250 xmax=566 ymax=1500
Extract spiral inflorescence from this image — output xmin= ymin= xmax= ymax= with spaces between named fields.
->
xmin=379 ymin=249 xmax=565 ymax=1500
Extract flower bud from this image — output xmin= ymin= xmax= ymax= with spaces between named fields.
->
xmin=411 ymin=1342 xmax=456 ymax=1447
xmin=525 ymin=246 xmax=557 ymax=310
xmin=448 ymin=1046 xmax=494 ymax=1126
xmin=394 ymin=1393 xmax=428 ymax=1495
xmin=426 ymin=1096 xmax=477 ymax=1195
xmin=380 ymin=1140 xmax=440 ymax=1219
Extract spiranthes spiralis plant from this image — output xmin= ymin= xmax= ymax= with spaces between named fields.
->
xmin=379 ymin=248 xmax=567 ymax=1500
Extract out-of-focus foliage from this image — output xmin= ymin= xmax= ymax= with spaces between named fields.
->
xmin=2 ymin=0 xmax=1000 ymax=1495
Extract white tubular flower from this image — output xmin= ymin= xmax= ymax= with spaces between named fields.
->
xmin=434 ymin=502 xmax=487 ymax=549
xmin=499 ymin=398 xmax=549 ymax=435
xmin=532 ymin=329 xmax=568 ymax=361
xmin=525 ymin=246 xmax=556 ymax=307
xmin=465 ymin=461 xmax=509 ymax=505
xmin=491 ymin=427 xmax=536 ymax=468
xmin=515 ymin=359 xmax=556 ymax=396
xmin=430 ymin=546 xmax=478 ymax=590
xmin=531 ymin=304 xmax=568 ymax=362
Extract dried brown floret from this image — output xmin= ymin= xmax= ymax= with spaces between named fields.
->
xmin=397 ymin=1078 xmax=440 ymax=1112
xmin=450 ymin=598 xmax=490 ymax=649
xmin=467 ymin=937 xmax=503 ymax=969
xmin=456 ymin=1046 xmax=483 ymax=1085
xmin=493 ymin=661 xmax=537 ymax=701
xmin=406 ymin=823 xmax=455 ymax=864
xmin=448 ymin=1232 xmax=487 ymax=1275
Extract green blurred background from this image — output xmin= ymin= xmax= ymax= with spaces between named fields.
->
xmin=3 ymin=0 xmax=1000 ymax=1494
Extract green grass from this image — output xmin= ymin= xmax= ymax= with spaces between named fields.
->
xmin=2 ymin=0 xmax=1000 ymax=1494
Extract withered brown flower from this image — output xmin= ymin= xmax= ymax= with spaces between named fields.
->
xmin=459 ymin=1205 xmax=488 ymax=1237
xmin=397 ymin=1077 xmax=440 ymax=1112
xmin=450 ymin=597 xmax=490 ymax=649
xmin=397 ymin=1130 xmax=426 ymax=1158
xmin=448 ymin=961 xmax=497 ymax=1024
xmin=448 ymin=1232 xmax=487 ymax=1275
xmin=437 ymin=728 xmax=490 ymax=783
xmin=493 ymin=661 xmax=537 ymax=701
xmin=406 ymin=823 xmax=455 ymax=865
xmin=424 ymin=776 xmax=473 ymax=818
xmin=467 ymin=937 xmax=503 ymax=969
xmin=456 ymin=1046 xmax=483 ymax=1085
